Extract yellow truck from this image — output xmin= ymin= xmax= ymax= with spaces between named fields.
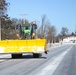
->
xmin=0 ymin=22 xmax=47 ymax=58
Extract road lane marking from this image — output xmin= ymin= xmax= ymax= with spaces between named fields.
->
xmin=36 ymin=46 xmax=72 ymax=75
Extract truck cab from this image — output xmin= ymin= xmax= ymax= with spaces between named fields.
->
xmin=20 ymin=23 xmax=37 ymax=39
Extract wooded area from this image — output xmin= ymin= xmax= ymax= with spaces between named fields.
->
xmin=0 ymin=0 xmax=75 ymax=43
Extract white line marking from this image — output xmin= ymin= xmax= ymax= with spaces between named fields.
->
xmin=36 ymin=46 xmax=72 ymax=75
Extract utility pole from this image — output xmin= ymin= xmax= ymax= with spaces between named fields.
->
xmin=0 ymin=17 xmax=1 ymax=40
xmin=0 ymin=16 xmax=4 ymax=40
xmin=0 ymin=12 xmax=2 ymax=40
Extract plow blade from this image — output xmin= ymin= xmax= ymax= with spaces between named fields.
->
xmin=0 ymin=39 xmax=46 ymax=53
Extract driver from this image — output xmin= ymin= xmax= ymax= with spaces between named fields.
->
xmin=24 ymin=27 xmax=30 ymax=35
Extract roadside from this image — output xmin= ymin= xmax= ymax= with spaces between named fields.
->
xmin=47 ymin=43 xmax=61 ymax=49
xmin=47 ymin=42 xmax=76 ymax=51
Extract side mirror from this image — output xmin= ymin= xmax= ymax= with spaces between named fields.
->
xmin=33 ymin=24 xmax=37 ymax=29
xmin=35 ymin=25 xmax=37 ymax=29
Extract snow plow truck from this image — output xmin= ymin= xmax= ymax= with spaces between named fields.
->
xmin=0 ymin=22 xmax=47 ymax=58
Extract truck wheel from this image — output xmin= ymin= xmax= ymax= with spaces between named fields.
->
xmin=33 ymin=53 xmax=42 ymax=58
xmin=12 ymin=54 xmax=22 ymax=58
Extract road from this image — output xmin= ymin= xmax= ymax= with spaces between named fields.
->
xmin=0 ymin=44 xmax=76 ymax=75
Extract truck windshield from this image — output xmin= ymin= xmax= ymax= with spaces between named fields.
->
xmin=21 ymin=24 xmax=30 ymax=31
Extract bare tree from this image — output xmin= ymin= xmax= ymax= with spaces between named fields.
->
xmin=0 ymin=0 xmax=9 ymax=17
xmin=11 ymin=18 xmax=22 ymax=31
xmin=38 ymin=14 xmax=51 ymax=38
xmin=46 ymin=25 xmax=56 ymax=43
xmin=0 ymin=0 xmax=9 ymax=40
xmin=61 ymin=27 xmax=69 ymax=36
xmin=60 ymin=27 xmax=69 ymax=40
xmin=37 ymin=14 xmax=56 ymax=43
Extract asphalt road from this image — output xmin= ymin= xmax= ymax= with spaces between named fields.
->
xmin=0 ymin=44 xmax=76 ymax=75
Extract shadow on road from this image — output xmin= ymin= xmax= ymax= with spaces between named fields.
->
xmin=0 ymin=54 xmax=47 ymax=60
xmin=22 ymin=54 xmax=47 ymax=59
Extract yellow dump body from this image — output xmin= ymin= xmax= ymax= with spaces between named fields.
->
xmin=0 ymin=39 xmax=46 ymax=53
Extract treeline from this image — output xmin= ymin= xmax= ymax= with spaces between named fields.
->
xmin=1 ymin=14 xmax=71 ymax=43
xmin=1 ymin=17 xmax=22 ymax=39
xmin=0 ymin=0 xmax=75 ymax=43
xmin=1 ymin=15 xmax=56 ymax=42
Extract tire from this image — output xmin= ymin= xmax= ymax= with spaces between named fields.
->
xmin=12 ymin=54 xmax=22 ymax=58
xmin=33 ymin=53 xmax=42 ymax=58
